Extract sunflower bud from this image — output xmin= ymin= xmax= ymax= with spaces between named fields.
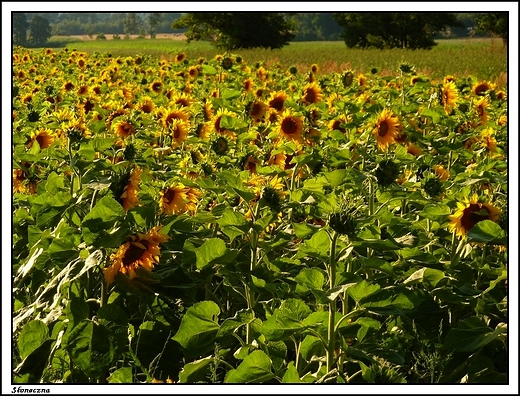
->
xmin=222 ymin=57 xmax=233 ymax=70
xmin=27 ymin=110 xmax=40 ymax=123
xmin=123 ymin=143 xmax=137 ymax=161
xmin=375 ymin=159 xmax=400 ymax=187
xmin=261 ymin=186 xmax=281 ymax=211
xmin=211 ymin=136 xmax=230 ymax=156
xmin=329 ymin=209 xmax=358 ymax=237
xmin=423 ymin=177 xmax=444 ymax=198
xmin=342 ymin=71 xmax=354 ymax=87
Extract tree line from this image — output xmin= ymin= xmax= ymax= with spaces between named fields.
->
xmin=12 ymin=12 xmax=508 ymax=49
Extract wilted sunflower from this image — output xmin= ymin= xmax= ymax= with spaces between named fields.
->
xmin=301 ymin=82 xmax=323 ymax=105
xmin=448 ymin=194 xmax=502 ymax=237
xmin=120 ymin=167 xmax=141 ymax=211
xmin=372 ymin=108 xmax=402 ymax=151
xmin=113 ymin=119 xmax=137 ymax=138
xmin=103 ymin=226 xmax=169 ymax=285
xmin=268 ymin=90 xmax=288 ymax=112
xmin=27 ymin=128 xmax=54 ymax=149
xmin=278 ymin=109 xmax=304 ymax=143
xmin=441 ymin=81 xmax=459 ymax=115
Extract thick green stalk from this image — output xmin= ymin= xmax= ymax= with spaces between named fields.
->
xmin=327 ymin=231 xmax=339 ymax=373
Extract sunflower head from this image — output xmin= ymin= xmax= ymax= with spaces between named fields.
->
xmin=268 ymin=91 xmax=288 ymax=112
xmin=301 ymin=82 xmax=323 ymax=105
xmin=278 ymin=109 xmax=304 ymax=143
xmin=27 ymin=128 xmax=54 ymax=149
xmin=423 ymin=177 xmax=444 ymax=198
xmin=372 ymin=108 xmax=402 ymax=151
xmin=342 ymin=70 xmax=354 ymax=87
xmin=441 ymin=81 xmax=459 ymax=115
xmin=113 ymin=119 xmax=137 ymax=138
xmin=329 ymin=208 xmax=358 ymax=237
xmin=448 ymin=195 xmax=502 ymax=237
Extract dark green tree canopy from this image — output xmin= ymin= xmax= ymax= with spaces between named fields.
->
xmin=475 ymin=12 xmax=508 ymax=44
xmin=333 ymin=12 xmax=463 ymax=49
xmin=13 ymin=12 xmax=28 ymax=46
xmin=28 ymin=15 xmax=52 ymax=47
xmin=171 ymin=12 xmax=295 ymax=50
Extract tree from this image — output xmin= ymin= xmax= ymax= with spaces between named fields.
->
xmin=27 ymin=15 xmax=51 ymax=47
xmin=147 ymin=12 xmax=162 ymax=39
xmin=171 ymin=12 xmax=295 ymax=50
xmin=13 ymin=12 xmax=28 ymax=46
xmin=333 ymin=13 xmax=463 ymax=49
xmin=475 ymin=12 xmax=508 ymax=45
xmin=123 ymin=13 xmax=142 ymax=38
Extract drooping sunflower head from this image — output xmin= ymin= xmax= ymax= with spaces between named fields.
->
xmin=375 ymin=159 xmax=400 ymax=187
xmin=278 ymin=109 xmax=304 ymax=143
xmin=441 ymin=81 xmax=459 ymax=115
xmin=301 ymin=82 xmax=323 ymax=105
xmin=159 ymin=184 xmax=188 ymax=215
xmin=475 ymin=97 xmax=489 ymax=125
xmin=372 ymin=108 xmax=402 ymax=151
xmin=448 ymin=194 xmax=502 ymax=237
xmin=433 ymin=164 xmax=450 ymax=181
xmin=119 ymin=166 xmax=142 ymax=211
xmin=103 ymin=226 xmax=169 ymax=285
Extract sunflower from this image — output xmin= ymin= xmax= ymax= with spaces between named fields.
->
xmin=301 ymin=82 xmax=323 ymax=105
xmin=433 ymin=164 xmax=449 ymax=181
xmin=27 ymin=128 xmax=54 ymax=149
xmin=448 ymin=195 xmax=502 ymax=237
xmin=480 ymin=128 xmax=497 ymax=152
xmin=358 ymin=73 xmax=367 ymax=87
xmin=242 ymin=154 xmax=260 ymax=174
xmin=278 ymin=109 xmax=304 ymax=143
xmin=441 ymin=81 xmax=459 ymax=115
xmin=268 ymin=91 xmax=288 ymax=112
xmin=159 ymin=184 xmax=201 ymax=215
xmin=268 ymin=151 xmax=287 ymax=170
xmin=113 ymin=119 xmax=137 ymax=138
xmin=138 ymin=96 xmax=155 ymax=114
xmin=372 ymin=108 xmax=402 ymax=151
xmin=171 ymin=93 xmax=195 ymax=108
xmin=211 ymin=108 xmax=237 ymax=139
xmin=443 ymin=75 xmax=456 ymax=84
xmin=328 ymin=118 xmax=347 ymax=134
xmin=169 ymin=119 xmax=190 ymax=148
xmin=150 ymin=80 xmax=163 ymax=94
xmin=475 ymin=97 xmax=489 ymax=125
xmin=175 ymin=52 xmax=187 ymax=63
xmin=120 ymin=167 xmax=141 ymax=211
xmin=103 ymin=226 xmax=169 ymax=285
xmin=203 ymin=101 xmax=214 ymax=121
xmin=13 ymin=168 xmax=27 ymax=193
xmin=243 ymin=78 xmax=254 ymax=92
xmin=473 ymin=81 xmax=492 ymax=96
xmin=188 ymin=66 xmax=199 ymax=78
xmin=406 ymin=143 xmax=423 ymax=157
xmin=310 ymin=63 xmax=319 ymax=74
xmin=162 ymin=106 xmax=190 ymax=129
xmin=248 ymin=100 xmax=267 ymax=122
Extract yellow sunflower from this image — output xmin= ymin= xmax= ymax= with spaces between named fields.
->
xmin=188 ymin=66 xmax=199 ymax=78
xmin=27 ymin=128 xmax=54 ymax=149
xmin=13 ymin=168 xmax=27 ymax=193
xmin=268 ymin=91 xmax=288 ymax=112
xmin=372 ymin=108 xmax=402 ymax=151
xmin=406 ymin=143 xmax=423 ymax=157
xmin=150 ymin=80 xmax=163 ymax=94
xmin=159 ymin=184 xmax=202 ymax=215
xmin=448 ymin=195 xmax=502 ymax=237
xmin=171 ymin=92 xmax=195 ymax=108
xmin=243 ymin=78 xmax=254 ymax=92
xmin=441 ymin=81 xmax=459 ymax=115
xmin=103 ymin=226 xmax=169 ymax=285
xmin=433 ymin=164 xmax=449 ymax=181
xmin=169 ymin=119 xmax=190 ymax=148
xmin=480 ymin=128 xmax=497 ymax=152
xmin=301 ymin=82 xmax=323 ymax=105
xmin=120 ymin=167 xmax=141 ymax=211
xmin=138 ymin=96 xmax=155 ymax=114
xmin=211 ymin=108 xmax=237 ymax=139
xmin=278 ymin=109 xmax=304 ymax=143
xmin=162 ymin=106 xmax=190 ymax=129
xmin=473 ymin=81 xmax=493 ymax=96
xmin=248 ymin=100 xmax=267 ymax=122
xmin=475 ymin=97 xmax=489 ymax=125
xmin=112 ymin=119 xmax=136 ymax=138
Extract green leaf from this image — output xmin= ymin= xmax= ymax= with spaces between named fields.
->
xmin=14 ymin=339 xmax=54 ymax=383
xmin=221 ymin=89 xmax=241 ymax=101
xmin=403 ymin=267 xmax=450 ymax=289
xmin=421 ymin=203 xmax=452 ymax=221
xmin=66 ymin=296 xmax=89 ymax=330
xmin=64 ymin=320 xmax=114 ymax=379
xmin=261 ymin=299 xmax=313 ymax=341
xmin=201 ymin=64 xmax=217 ymax=75
xmin=295 ymin=267 xmax=326 ymax=291
xmin=444 ymin=318 xmax=506 ymax=352
xmin=18 ymin=320 xmax=49 ymax=360
xmin=299 ymin=334 xmax=325 ymax=362
xmin=172 ymin=301 xmax=220 ymax=350
xmin=467 ymin=220 xmax=506 ymax=244
xmin=178 ymin=357 xmax=213 ymax=383
xmin=282 ymin=361 xmax=302 ymax=383
xmin=217 ymin=309 xmax=255 ymax=338
xmin=298 ymin=229 xmax=330 ymax=260
xmin=194 ymin=238 xmax=238 ymax=270
xmin=323 ymin=169 xmax=348 ymax=187
xmin=108 ymin=367 xmax=133 ymax=383
xmin=224 ymin=350 xmax=274 ymax=383
xmin=217 ymin=207 xmax=248 ymax=227
xmin=347 ymin=280 xmax=381 ymax=303
xmin=420 ymin=107 xmax=442 ymax=124
xmin=82 ymin=195 xmax=125 ymax=232
xmin=360 ymin=287 xmax=424 ymax=315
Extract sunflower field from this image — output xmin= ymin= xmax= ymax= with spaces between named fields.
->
xmin=12 ymin=45 xmax=508 ymax=385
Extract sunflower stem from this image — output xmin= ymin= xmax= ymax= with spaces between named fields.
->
xmin=327 ymin=230 xmax=339 ymax=373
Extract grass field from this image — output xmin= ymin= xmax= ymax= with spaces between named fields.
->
xmin=47 ymin=35 xmax=508 ymax=85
